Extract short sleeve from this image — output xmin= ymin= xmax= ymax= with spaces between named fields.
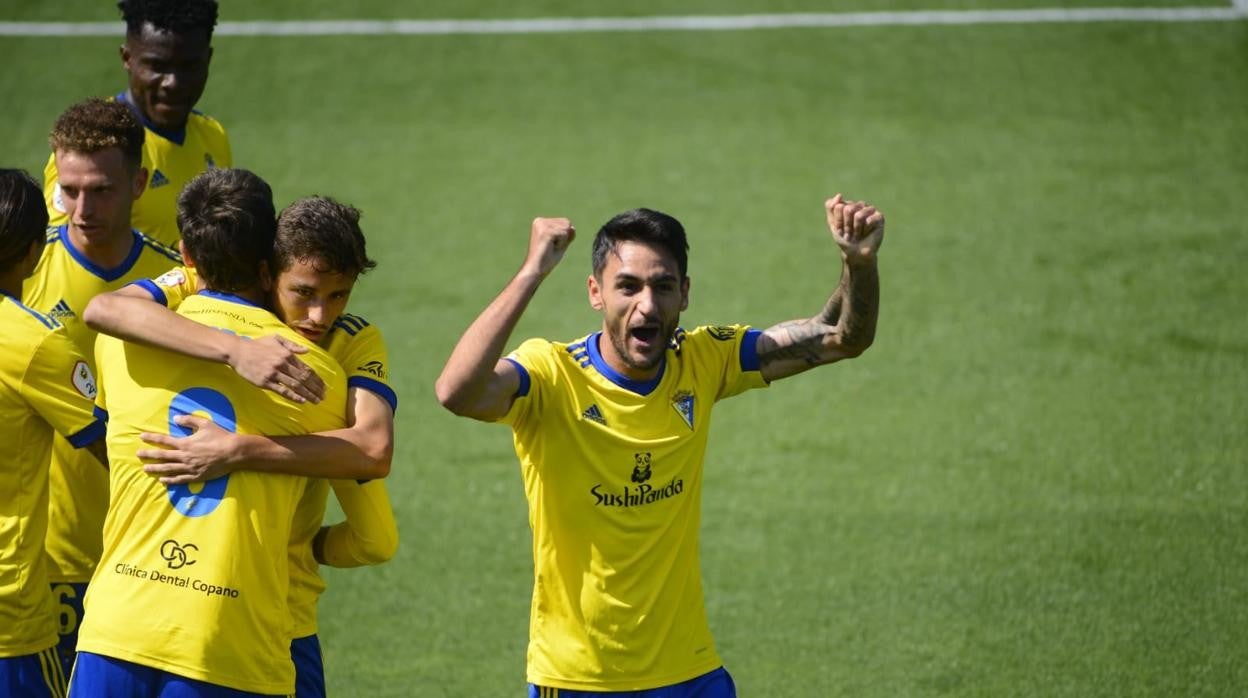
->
xmin=22 ymin=327 xmax=105 ymax=447
xmin=497 ymin=337 xmax=556 ymax=428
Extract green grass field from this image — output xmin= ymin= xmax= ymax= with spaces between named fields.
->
xmin=3 ymin=1 xmax=1247 ymax=695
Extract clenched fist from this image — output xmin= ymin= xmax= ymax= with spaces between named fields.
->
xmin=826 ymin=194 xmax=884 ymax=263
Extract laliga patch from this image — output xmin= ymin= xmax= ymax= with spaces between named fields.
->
xmin=71 ymin=360 xmax=97 ymax=399
xmin=155 ymin=268 xmax=187 ymax=288
xmin=52 ymin=183 xmax=66 ymax=213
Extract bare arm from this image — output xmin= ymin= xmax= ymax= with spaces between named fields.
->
xmin=756 ymin=194 xmax=884 ymax=383
xmin=84 ymin=285 xmax=324 ymax=403
xmin=138 ymin=385 xmax=395 ymax=484
xmin=434 ymin=217 xmax=576 ymax=421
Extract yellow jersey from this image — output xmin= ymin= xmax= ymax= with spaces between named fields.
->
xmin=500 ymin=325 xmax=767 ymax=691
xmin=289 ymin=313 xmax=398 ymax=638
xmin=0 ymin=293 xmax=104 ymax=657
xmin=22 ymin=226 xmax=181 ymax=584
xmin=133 ymin=270 xmax=401 ymax=639
xmin=44 ymin=93 xmax=232 ymax=247
xmin=77 ymin=291 xmax=346 ymax=695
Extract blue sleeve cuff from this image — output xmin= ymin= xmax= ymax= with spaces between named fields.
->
xmin=739 ymin=329 xmax=762 ymax=372
xmin=67 ymin=417 xmax=107 ymax=448
xmin=129 ymin=278 xmax=168 ymax=306
xmin=503 ymin=357 xmax=530 ymax=397
xmin=348 ymin=376 xmax=398 ymax=414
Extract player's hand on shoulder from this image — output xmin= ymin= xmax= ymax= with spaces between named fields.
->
xmin=525 ymin=217 xmax=576 ymax=277
xmin=826 ymin=193 xmax=884 ymax=263
xmin=228 ymin=333 xmax=326 ymax=404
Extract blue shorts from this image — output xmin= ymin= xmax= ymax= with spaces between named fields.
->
xmin=68 ymin=652 xmax=288 ymax=697
xmin=0 ymin=646 xmax=67 ymax=698
xmin=528 ymin=666 xmax=736 ymax=698
xmin=51 ymin=582 xmax=87 ymax=680
xmin=291 ymin=635 xmax=325 ymax=698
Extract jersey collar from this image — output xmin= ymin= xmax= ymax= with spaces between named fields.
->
xmin=57 ymin=225 xmax=147 ymax=282
xmin=117 ymin=91 xmax=187 ymax=145
xmin=585 ymin=331 xmax=665 ymax=396
xmin=197 ymin=289 xmax=264 ymax=308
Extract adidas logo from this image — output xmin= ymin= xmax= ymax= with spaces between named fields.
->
xmin=205 ymin=154 xmax=216 ymax=169
xmin=582 ymin=404 xmax=606 ymax=426
xmin=150 ymin=169 xmax=171 ymax=188
xmin=48 ymin=299 xmax=75 ymax=320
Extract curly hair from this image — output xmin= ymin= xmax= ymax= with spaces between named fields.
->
xmin=275 ymin=197 xmax=377 ymax=277
xmin=48 ymin=98 xmax=145 ymax=169
xmin=118 ymin=0 xmax=219 ymax=37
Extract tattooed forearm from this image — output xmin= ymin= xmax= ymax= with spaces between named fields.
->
xmin=838 ymin=261 xmax=879 ymax=352
xmin=758 ymin=319 xmax=830 ymax=368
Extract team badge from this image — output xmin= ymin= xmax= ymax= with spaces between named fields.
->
xmin=71 ymin=360 xmax=97 ymax=399
xmin=672 ymin=390 xmax=694 ymax=430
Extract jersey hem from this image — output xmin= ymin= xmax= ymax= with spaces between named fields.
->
xmin=526 ymin=657 xmax=724 ymax=692
xmin=76 ymin=641 xmax=294 ymax=695
xmin=0 ymin=635 xmax=58 ymax=659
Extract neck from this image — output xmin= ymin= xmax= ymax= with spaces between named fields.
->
xmin=0 ymin=272 xmax=24 ymax=298
xmin=67 ymin=226 xmax=134 ymax=269
xmin=208 ymin=287 xmax=267 ymax=306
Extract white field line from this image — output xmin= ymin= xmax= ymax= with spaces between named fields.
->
xmin=1 ymin=6 xmax=1244 ymax=37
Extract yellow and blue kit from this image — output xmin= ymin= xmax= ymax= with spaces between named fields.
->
xmin=43 ymin=92 xmax=232 ymax=247
xmin=500 ymin=325 xmax=767 ymax=691
xmin=22 ymin=226 xmax=180 ymax=589
xmin=77 ymin=291 xmax=347 ymax=695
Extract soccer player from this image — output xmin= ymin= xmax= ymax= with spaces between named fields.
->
xmin=0 ymin=169 xmax=106 ymax=698
xmin=435 ymin=195 xmax=884 ymax=695
xmin=70 ymin=168 xmax=348 ymax=697
xmin=22 ymin=97 xmax=183 ymax=677
xmin=44 ymin=0 xmax=230 ymax=247
xmin=83 ymin=196 xmax=398 ymax=698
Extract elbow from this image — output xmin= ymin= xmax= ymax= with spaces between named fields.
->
xmin=434 ymin=378 xmax=474 ymax=417
xmin=82 ymin=296 xmax=109 ymax=331
xmin=359 ymin=530 xmax=399 ymax=565
xmin=364 ymin=447 xmax=393 ymax=480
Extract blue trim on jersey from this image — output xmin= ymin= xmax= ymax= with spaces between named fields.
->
xmin=585 ymin=331 xmax=664 ymax=396
xmin=739 ymin=328 xmax=762 ymax=372
xmin=130 ymin=278 xmax=168 ymax=306
xmin=349 ymin=376 xmax=398 ymax=414
xmin=118 ymin=91 xmax=187 ymax=145
xmin=504 ymin=357 xmax=530 ymax=397
xmin=197 ymin=289 xmax=263 ymax=308
xmin=333 ymin=314 xmax=369 ymax=337
xmin=0 ymin=291 xmax=60 ymax=330
xmin=53 ymin=226 xmax=147 ymax=282
xmin=67 ymin=417 xmax=107 ymax=448
xmin=93 ymin=405 xmax=108 ymax=422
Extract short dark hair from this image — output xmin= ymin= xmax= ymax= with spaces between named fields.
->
xmin=48 ymin=98 xmax=145 ymax=170
xmin=0 ymin=169 xmax=49 ymax=272
xmin=177 ymin=169 xmax=275 ymax=293
xmin=275 ymin=197 xmax=376 ymax=277
xmin=591 ymin=208 xmax=689 ymax=279
xmin=118 ymin=0 xmax=219 ymax=38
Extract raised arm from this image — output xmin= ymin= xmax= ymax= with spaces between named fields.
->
xmin=435 ymin=217 xmax=575 ymax=421
xmin=755 ymin=194 xmax=884 ymax=382
xmin=139 ymin=384 xmax=394 ymax=483
xmin=84 ymin=284 xmax=324 ymax=403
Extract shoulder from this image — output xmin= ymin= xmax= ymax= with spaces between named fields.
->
xmin=135 ymin=231 xmax=183 ymax=264
xmin=331 ymin=313 xmax=377 ymax=339
xmin=2 ymin=295 xmax=62 ymax=341
xmin=188 ymin=110 xmax=230 ymax=139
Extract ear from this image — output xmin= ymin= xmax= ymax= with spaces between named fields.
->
xmin=680 ymin=276 xmax=690 ymax=312
xmin=258 ymin=259 xmax=273 ymax=293
xmin=132 ymin=167 xmax=148 ymax=200
xmin=119 ymin=41 xmax=131 ymax=70
xmin=587 ymin=274 xmax=603 ymax=311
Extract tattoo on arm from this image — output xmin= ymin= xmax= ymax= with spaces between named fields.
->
xmin=758 ymin=319 xmax=830 ymax=369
